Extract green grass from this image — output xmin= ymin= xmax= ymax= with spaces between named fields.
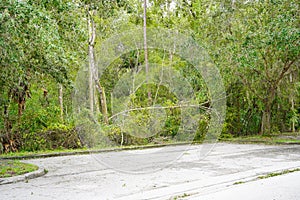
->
xmin=257 ymin=168 xmax=300 ymax=180
xmin=0 ymin=147 xmax=91 ymax=158
xmin=0 ymin=141 xmax=193 ymax=159
xmin=171 ymin=193 xmax=191 ymax=200
xmin=0 ymin=160 xmax=38 ymax=178
xmin=219 ymin=132 xmax=300 ymax=145
xmin=232 ymin=168 xmax=300 ymax=186
xmin=1 ymin=132 xmax=299 ymax=158
xmin=233 ymin=181 xmax=245 ymax=185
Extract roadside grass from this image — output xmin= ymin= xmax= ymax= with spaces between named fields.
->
xmin=233 ymin=168 xmax=300 ymax=186
xmin=233 ymin=181 xmax=245 ymax=185
xmin=257 ymin=168 xmax=300 ymax=179
xmin=1 ymin=132 xmax=299 ymax=159
xmin=171 ymin=192 xmax=192 ymax=200
xmin=0 ymin=147 xmax=89 ymax=158
xmin=0 ymin=160 xmax=38 ymax=178
xmin=219 ymin=132 xmax=300 ymax=145
xmin=0 ymin=141 xmax=192 ymax=159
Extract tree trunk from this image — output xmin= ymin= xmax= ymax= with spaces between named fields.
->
xmin=88 ymin=11 xmax=95 ymax=113
xmin=87 ymin=7 xmax=108 ymax=124
xmin=94 ymin=84 xmax=100 ymax=115
xmin=291 ymin=98 xmax=295 ymax=132
xmin=99 ymin=85 xmax=108 ymax=124
xmin=261 ymin=102 xmax=271 ymax=135
xmin=261 ymin=89 xmax=275 ymax=135
xmin=18 ymin=102 xmax=24 ymax=119
xmin=143 ymin=0 xmax=151 ymax=103
xmin=236 ymin=85 xmax=241 ymax=135
xmin=59 ymin=84 xmax=63 ymax=120
xmin=290 ymin=73 xmax=295 ymax=132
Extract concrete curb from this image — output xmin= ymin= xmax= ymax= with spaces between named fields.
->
xmin=0 ymin=142 xmax=194 ymax=160
xmin=1 ymin=140 xmax=298 ymax=160
xmin=220 ymin=140 xmax=300 ymax=145
xmin=0 ymin=143 xmax=298 ymax=187
xmin=0 ymin=142 xmax=196 ymax=185
xmin=0 ymin=165 xmax=47 ymax=185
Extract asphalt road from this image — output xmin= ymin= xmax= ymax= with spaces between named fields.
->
xmin=0 ymin=143 xmax=300 ymax=200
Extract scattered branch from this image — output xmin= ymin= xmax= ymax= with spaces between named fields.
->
xmin=109 ymin=101 xmax=211 ymax=120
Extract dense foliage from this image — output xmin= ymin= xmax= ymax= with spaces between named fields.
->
xmin=0 ymin=0 xmax=299 ymax=152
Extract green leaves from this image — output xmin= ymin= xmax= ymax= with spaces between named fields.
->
xmin=0 ymin=0 xmax=299 ymax=152
xmin=0 ymin=0 xmax=87 ymax=151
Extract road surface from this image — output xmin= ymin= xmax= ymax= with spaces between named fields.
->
xmin=0 ymin=143 xmax=300 ymax=199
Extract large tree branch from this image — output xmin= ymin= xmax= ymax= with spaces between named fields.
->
xmin=109 ymin=101 xmax=211 ymax=121
xmin=259 ymin=48 xmax=272 ymax=81
xmin=274 ymin=57 xmax=298 ymax=87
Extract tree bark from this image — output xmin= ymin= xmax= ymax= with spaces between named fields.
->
xmin=290 ymin=73 xmax=295 ymax=132
xmin=87 ymin=7 xmax=108 ymax=124
xmin=98 ymin=85 xmax=108 ymax=124
xmin=59 ymin=84 xmax=63 ymax=120
xmin=143 ymin=0 xmax=151 ymax=103
xmin=291 ymin=98 xmax=295 ymax=132
xmin=260 ymin=89 xmax=275 ymax=135
xmin=261 ymin=102 xmax=271 ymax=135
xmin=88 ymin=10 xmax=95 ymax=113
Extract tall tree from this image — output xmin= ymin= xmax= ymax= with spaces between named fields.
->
xmin=0 ymin=0 xmax=86 ymax=150
xmin=229 ymin=0 xmax=299 ymax=134
xmin=173 ymin=0 xmax=299 ymax=134
xmin=143 ymin=0 xmax=151 ymax=102
xmin=84 ymin=1 xmax=111 ymax=124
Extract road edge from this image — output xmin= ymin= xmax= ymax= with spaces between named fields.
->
xmin=0 ymin=165 xmax=47 ymax=185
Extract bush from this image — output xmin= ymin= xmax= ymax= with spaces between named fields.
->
xmin=20 ymin=123 xmax=81 ymax=151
